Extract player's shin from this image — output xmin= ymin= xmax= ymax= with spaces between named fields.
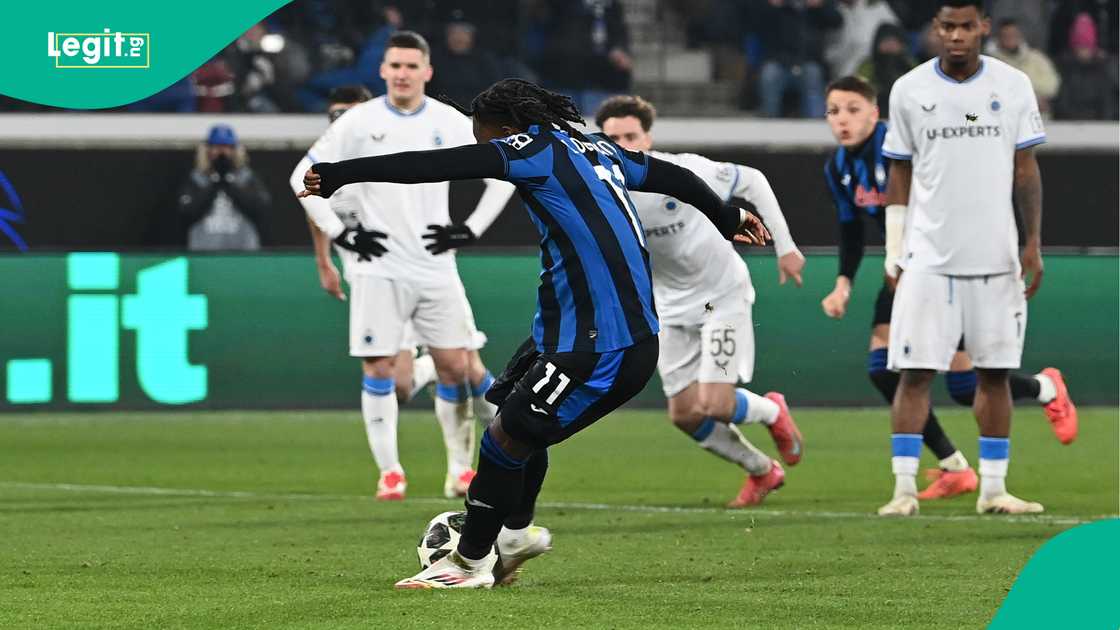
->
xmin=471 ymin=371 xmax=498 ymax=423
xmin=435 ymin=383 xmax=475 ymax=479
xmin=504 ymin=449 xmax=548 ymax=532
xmin=978 ymin=437 xmax=1010 ymax=499
xmin=361 ymin=376 xmax=402 ymax=474
xmin=890 ymin=433 xmax=922 ymax=498
xmin=458 ymin=430 xmax=526 ymax=561
xmin=692 ymin=419 xmax=771 ymax=475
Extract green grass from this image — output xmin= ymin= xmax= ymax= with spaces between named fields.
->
xmin=1 ymin=407 xmax=1116 ymax=629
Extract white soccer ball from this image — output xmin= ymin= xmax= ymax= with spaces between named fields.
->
xmin=417 ymin=511 xmax=467 ymax=568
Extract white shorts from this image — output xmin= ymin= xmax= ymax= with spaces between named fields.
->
xmin=349 ymin=275 xmax=476 ymax=357
xmin=657 ymin=298 xmax=755 ymax=398
xmin=888 ymin=271 xmax=1026 ymax=371
xmin=398 ymin=321 xmax=488 ymax=353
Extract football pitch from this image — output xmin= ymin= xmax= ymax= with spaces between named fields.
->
xmin=2 ymin=407 xmax=1115 ymax=629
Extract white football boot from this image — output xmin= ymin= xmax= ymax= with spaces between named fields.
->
xmin=877 ymin=494 xmax=920 ymax=516
xmin=395 ymin=549 xmax=497 ymax=589
xmin=976 ymin=493 xmax=1044 ymax=515
xmin=443 ymin=469 xmax=476 ymax=499
xmin=493 ymin=525 xmax=553 ymax=585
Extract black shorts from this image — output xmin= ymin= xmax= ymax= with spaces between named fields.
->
xmin=486 ymin=335 xmax=659 ymax=449
xmin=872 ymin=283 xmax=894 ymax=327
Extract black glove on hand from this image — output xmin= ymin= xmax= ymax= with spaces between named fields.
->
xmin=333 ymin=227 xmax=388 ymax=261
xmin=422 ymin=223 xmax=476 ymax=255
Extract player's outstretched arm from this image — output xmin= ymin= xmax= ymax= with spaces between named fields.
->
xmin=636 ymin=156 xmax=770 ymax=245
xmin=300 ymin=144 xmax=507 ymax=198
xmin=1014 ymin=147 xmax=1044 ymax=299
xmin=729 ymin=163 xmax=804 ymax=286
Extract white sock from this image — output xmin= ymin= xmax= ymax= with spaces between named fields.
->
xmin=1035 ymin=373 xmax=1057 ymax=404
xmin=361 ymin=377 xmax=401 ymax=474
xmin=731 ymin=388 xmax=780 ymax=425
xmin=695 ymin=420 xmax=773 ymax=475
xmin=979 ymin=458 xmax=1008 ymax=498
xmin=939 ymin=450 xmax=970 ymax=472
xmin=891 ymin=456 xmax=919 ymax=498
xmin=410 ymin=354 xmax=436 ymax=400
xmin=470 ymin=371 xmax=498 ymax=423
xmin=497 ymin=525 xmax=529 ymax=552
xmin=435 ymin=385 xmax=474 ymax=477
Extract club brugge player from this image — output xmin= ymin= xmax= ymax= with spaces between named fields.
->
xmin=821 ymin=75 xmax=1077 ymax=506
xmin=300 ymin=78 xmax=771 ymax=588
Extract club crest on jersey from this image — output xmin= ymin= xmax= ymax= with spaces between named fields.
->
xmin=663 ymin=198 xmax=679 ymax=213
xmin=433 ymin=130 xmax=443 ymax=146
xmin=989 ymin=93 xmax=1001 ymax=113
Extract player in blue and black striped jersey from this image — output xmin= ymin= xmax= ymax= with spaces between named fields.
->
xmin=820 ymin=76 xmax=1076 ymax=503
xmin=299 ymin=78 xmax=771 ymax=589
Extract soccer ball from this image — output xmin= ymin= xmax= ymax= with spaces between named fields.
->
xmin=417 ymin=511 xmax=467 ymax=568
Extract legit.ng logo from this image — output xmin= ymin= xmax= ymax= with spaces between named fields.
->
xmin=47 ymin=29 xmax=150 ymax=68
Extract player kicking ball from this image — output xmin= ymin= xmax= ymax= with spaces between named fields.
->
xmin=820 ymin=75 xmax=1077 ymax=505
xmin=300 ymin=78 xmax=772 ymax=588
xmin=596 ymin=96 xmax=804 ymax=507
xmin=878 ymin=0 xmax=1053 ymax=516
xmin=290 ymin=33 xmax=515 ymax=502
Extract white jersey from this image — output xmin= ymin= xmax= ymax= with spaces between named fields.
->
xmin=630 ymin=151 xmax=798 ymax=326
xmin=883 ymin=56 xmax=1045 ymax=276
xmin=302 ymin=96 xmax=477 ymax=284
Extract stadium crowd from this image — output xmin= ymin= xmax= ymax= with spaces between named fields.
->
xmin=0 ymin=0 xmax=1114 ymax=119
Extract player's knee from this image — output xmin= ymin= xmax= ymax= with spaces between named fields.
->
xmin=433 ymin=353 xmax=469 ymax=384
xmin=866 ymin=349 xmax=897 ymax=401
xmin=362 ymin=357 xmax=395 ymax=380
xmin=898 ymin=369 xmax=936 ymax=390
xmin=974 ymin=368 xmax=1010 ymax=391
xmin=945 ymin=370 xmax=977 ymax=406
xmin=670 ymin=412 xmax=701 ymax=434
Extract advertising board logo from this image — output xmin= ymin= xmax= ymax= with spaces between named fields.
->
xmin=47 ymin=29 xmax=150 ymax=68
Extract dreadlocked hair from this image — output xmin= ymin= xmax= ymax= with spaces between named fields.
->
xmin=438 ymin=78 xmax=588 ymax=140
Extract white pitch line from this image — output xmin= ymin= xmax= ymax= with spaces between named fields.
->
xmin=0 ymin=481 xmax=1107 ymax=527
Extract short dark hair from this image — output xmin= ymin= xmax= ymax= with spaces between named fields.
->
xmin=594 ymin=95 xmax=657 ymax=132
xmin=997 ymin=17 xmax=1019 ymax=30
xmin=386 ymin=30 xmax=430 ymax=58
xmin=940 ymin=0 xmax=985 ymax=13
xmin=825 ymin=75 xmax=878 ymax=102
xmin=327 ymin=85 xmax=373 ymax=105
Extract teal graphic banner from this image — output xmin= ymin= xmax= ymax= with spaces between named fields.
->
xmin=0 ymin=252 xmax=1116 ymax=410
xmin=0 ymin=1 xmax=290 ymax=109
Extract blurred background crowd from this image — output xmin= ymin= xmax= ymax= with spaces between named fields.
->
xmin=1 ymin=0 xmax=1115 ymax=120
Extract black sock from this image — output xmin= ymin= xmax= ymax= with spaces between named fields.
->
xmin=1009 ymin=372 xmax=1041 ymax=401
xmin=458 ymin=431 xmax=525 ymax=560
xmin=870 ymin=350 xmax=957 ymax=460
xmin=922 ymin=411 xmax=958 ymax=461
xmin=506 ymin=449 xmax=548 ymax=530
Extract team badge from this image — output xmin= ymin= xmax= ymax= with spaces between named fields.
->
xmin=664 ymin=198 xmax=679 ymax=213
xmin=989 ymin=93 xmax=1002 ymax=113
xmin=433 ymin=130 xmax=443 ymax=146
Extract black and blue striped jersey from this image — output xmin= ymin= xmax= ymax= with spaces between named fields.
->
xmin=823 ymin=121 xmax=891 ymax=280
xmin=490 ymin=125 xmax=657 ymax=353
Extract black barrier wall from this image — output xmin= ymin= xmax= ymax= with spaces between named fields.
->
xmin=0 ymin=147 xmax=1116 ymax=250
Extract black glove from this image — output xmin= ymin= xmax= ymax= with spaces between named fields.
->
xmin=333 ymin=227 xmax=388 ymax=261
xmin=422 ymin=223 xmax=476 ymax=255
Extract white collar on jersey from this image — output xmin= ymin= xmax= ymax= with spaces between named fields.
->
xmin=383 ymin=96 xmax=428 ymax=117
xmin=933 ymin=57 xmax=986 ymax=85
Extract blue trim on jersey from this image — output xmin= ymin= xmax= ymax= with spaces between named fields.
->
xmin=383 ymin=97 xmax=428 ymax=117
xmin=724 ymin=164 xmax=741 ymax=203
xmin=979 ymin=436 xmax=1010 ymax=460
xmin=1016 ymin=135 xmax=1047 ymax=150
xmin=934 ymin=58 xmax=985 ymax=84
xmin=306 ymin=152 xmax=319 ymax=165
xmin=882 ymin=149 xmax=911 ymax=160
xmin=891 ymin=433 xmax=923 ymax=458
xmin=362 ymin=376 xmax=395 ymax=396
xmin=556 ymin=348 xmax=626 ymax=426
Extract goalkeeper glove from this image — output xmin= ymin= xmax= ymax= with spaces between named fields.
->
xmin=333 ymin=226 xmax=388 ymax=261
xmin=423 ymin=223 xmax=476 ymax=255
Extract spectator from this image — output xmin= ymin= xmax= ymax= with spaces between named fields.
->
xmin=987 ymin=19 xmax=1061 ymax=114
xmin=1053 ymin=13 xmax=1119 ymax=120
xmin=176 ymin=125 xmax=271 ymax=251
xmin=988 ymin=0 xmax=1050 ymax=55
xmin=532 ymin=0 xmax=633 ymax=116
xmin=429 ymin=18 xmax=505 ymax=106
xmin=126 ymin=77 xmax=197 ymax=113
xmin=825 ymin=0 xmax=900 ymax=79
xmin=856 ymin=22 xmax=915 ymax=118
xmin=226 ymin=22 xmax=312 ymax=113
xmin=1049 ymin=0 xmax=1118 ymax=58
xmin=749 ymin=0 xmax=842 ymax=118
xmin=918 ymin=22 xmax=942 ymax=60
xmin=297 ymin=7 xmax=401 ymax=112
xmin=192 ymin=56 xmax=237 ymax=113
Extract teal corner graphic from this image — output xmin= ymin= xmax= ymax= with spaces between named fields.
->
xmin=0 ymin=1 xmax=292 ymax=109
xmin=989 ymin=518 xmax=1120 ymax=629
